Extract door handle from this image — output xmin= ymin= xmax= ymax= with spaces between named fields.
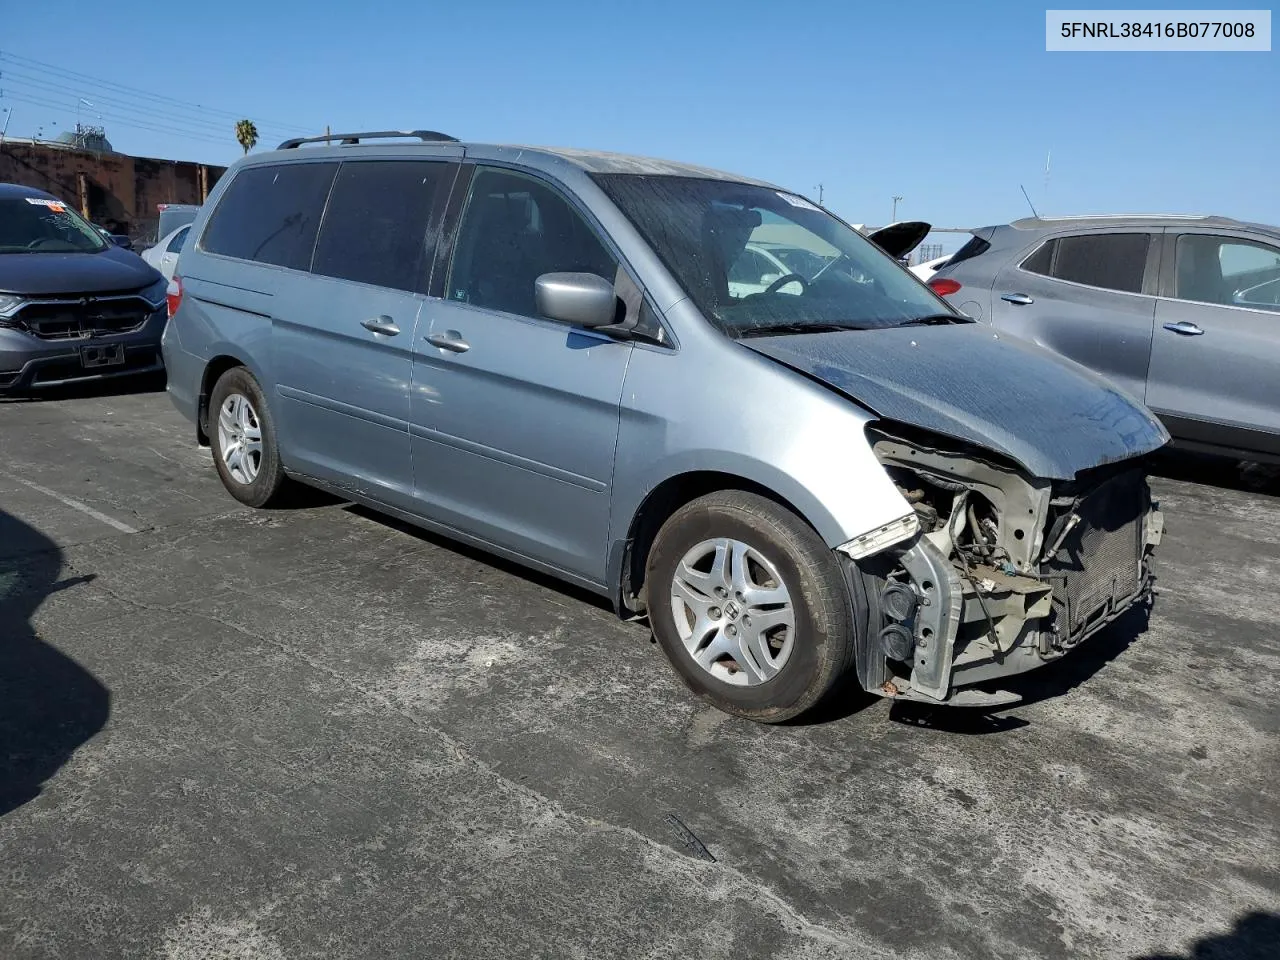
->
xmin=1162 ymin=321 xmax=1204 ymax=336
xmin=425 ymin=330 xmax=470 ymax=353
xmin=1001 ymin=293 xmax=1035 ymax=306
xmin=361 ymin=315 xmax=401 ymax=336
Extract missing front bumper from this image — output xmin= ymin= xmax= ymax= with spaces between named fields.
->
xmin=846 ymin=474 xmax=1162 ymax=707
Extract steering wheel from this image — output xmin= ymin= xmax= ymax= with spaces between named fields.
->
xmin=764 ymin=273 xmax=807 ymax=295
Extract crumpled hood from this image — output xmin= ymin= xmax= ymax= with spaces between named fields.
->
xmin=742 ymin=324 xmax=1170 ymax=479
xmin=0 ymin=245 xmax=160 ymax=295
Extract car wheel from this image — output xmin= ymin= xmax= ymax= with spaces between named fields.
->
xmin=208 ymin=366 xmax=287 ymax=508
xmin=645 ymin=490 xmax=857 ymax=723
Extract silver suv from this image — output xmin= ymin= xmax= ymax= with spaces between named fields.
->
xmin=161 ymin=131 xmax=1167 ymax=721
xmin=930 ymin=215 xmax=1280 ymax=462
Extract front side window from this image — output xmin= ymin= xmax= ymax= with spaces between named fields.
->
xmin=0 ymin=196 xmax=108 ymax=254
xmin=311 ymin=160 xmax=454 ymax=293
xmin=1176 ymin=234 xmax=1280 ymax=312
xmin=200 ymin=162 xmax=338 ymax=270
xmin=446 ymin=167 xmax=617 ymax=319
xmin=1022 ymin=233 xmax=1151 ymax=294
xmin=591 ymin=174 xmax=958 ymax=336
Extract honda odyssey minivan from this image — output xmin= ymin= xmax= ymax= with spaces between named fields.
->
xmin=162 ymin=130 xmax=1168 ymax=722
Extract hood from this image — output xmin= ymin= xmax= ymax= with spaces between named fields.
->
xmin=864 ymin=221 xmax=931 ymax=260
xmin=0 ymin=245 xmax=160 ymax=296
xmin=742 ymin=325 xmax=1169 ymax=479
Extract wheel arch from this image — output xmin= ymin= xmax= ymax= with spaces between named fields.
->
xmin=609 ymin=468 xmax=837 ymax=619
xmin=196 ymin=351 xmax=261 ymax=445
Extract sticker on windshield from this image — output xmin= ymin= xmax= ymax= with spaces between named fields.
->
xmin=777 ymin=192 xmax=821 ymax=212
xmin=25 ymin=197 xmax=67 ymax=212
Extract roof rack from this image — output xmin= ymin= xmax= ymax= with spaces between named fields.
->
xmin=1033 ymin=213 xmax=1217 ymax=221
xmin=277 ymin=130 xmax=459 ymax=149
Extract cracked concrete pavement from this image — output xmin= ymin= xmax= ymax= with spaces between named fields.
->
xmin=1 ymin=380 xmax=1277 ymax=959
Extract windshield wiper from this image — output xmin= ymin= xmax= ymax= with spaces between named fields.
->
xmin=737 ymin=322 xmax=868 ymax=338
xmin=898 ymin=313 xmax=973 ymax=326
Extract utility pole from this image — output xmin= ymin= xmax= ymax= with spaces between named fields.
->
xmin=891 ymin=195 xmax=903 ymax=221
xmin=325 ymin=124 xmax=331 ymax=145
xmin=815 ymin=183 xmax=824 ymax=204
xmin=77 ymin=98 xmax=93 ymax=145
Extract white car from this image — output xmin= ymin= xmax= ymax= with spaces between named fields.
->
xmin=140 ymin=224 xmax=192 ymax=282
xmin=728 ymin=243 xmax=807 ymax=298
xmin=729 ymin=222 xmax=935 ymax=298
xmin=910 ymin=255 xmax=952 ymax=282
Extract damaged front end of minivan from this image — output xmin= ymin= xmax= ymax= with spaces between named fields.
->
xmin=839 ymin=424 xmax=1163 ymax=707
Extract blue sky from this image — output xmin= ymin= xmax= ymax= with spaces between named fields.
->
xmin=2 ymin=1 xmax=1276 ymax=248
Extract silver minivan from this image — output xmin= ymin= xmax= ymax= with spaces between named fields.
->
xmin=161 ymin=130 xmax=1168 ymax=722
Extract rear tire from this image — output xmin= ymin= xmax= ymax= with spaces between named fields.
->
xmin=208 ymin=366 xmax=287 ymax=508
xmin=645 ymin=490 xmax=857 ymax=723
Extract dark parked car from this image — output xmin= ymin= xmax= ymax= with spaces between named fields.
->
xmin=0 ymin=183 xmax=169 ymax=392
xmin=93 ymin=224 xmax=134 ymax=250
xmin=930 ymin=215 xmax=1280 ymax=462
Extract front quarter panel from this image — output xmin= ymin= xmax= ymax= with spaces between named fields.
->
xmin=610 ymin=300 xmax=913 ymax=558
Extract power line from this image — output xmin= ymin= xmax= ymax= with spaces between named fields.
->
xmin=0 ymin=70 xmax=302 ymax=140
xmin=0 ymin=50 xmax=316 ymax=134
xmin=1 ymin=90 xmax=236 ymax=145
xmin=1 ymin=93 xmax=235 ymax=148
xmin=1 ymin=82 xmax=302 ymax=146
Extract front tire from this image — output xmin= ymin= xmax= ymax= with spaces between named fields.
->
xmin=208 ymin=366 xmax=287 ymax=508
xmin=645 ymin=491 xmax=856 ymax=723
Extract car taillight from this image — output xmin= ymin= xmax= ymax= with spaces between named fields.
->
xmin=929 ymin=277 xmax=962 ymax=296
xmin=166 ymin=276 xmax=183 ymax=317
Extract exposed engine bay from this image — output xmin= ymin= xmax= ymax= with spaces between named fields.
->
xmin=856 ymin=425 xmax=1164 ymax=706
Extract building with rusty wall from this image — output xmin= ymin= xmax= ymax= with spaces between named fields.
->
xmin=0 ymin=131 xmax=225 ymax=246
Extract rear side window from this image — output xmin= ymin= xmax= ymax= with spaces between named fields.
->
xmin=200 ymin=162 xmax=337 ymax=270
xmin=1021 ymin=240 xmax=1053 ymax=275
xmin=166 ymin=226 xmax=189 ymax=254
xmin=311 ymin=160 xmax=455 ymax=293
xmin=945 ymin=234 xmax=991 ymax=269
xmin=1022 ymin=233 xmax=1151 ymax=294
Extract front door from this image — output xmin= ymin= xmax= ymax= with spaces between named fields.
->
xmin=989 ymin=230 xmax=1159 ymax=402
xmin=274 ymin=158 xmax=458 ymax=507
xmin=1147 ymin=231 xmax=1280 ymax=455
xmin=409 ymin=165 xmax=634 ymax=583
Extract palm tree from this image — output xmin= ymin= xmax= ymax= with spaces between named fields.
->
xmin=235 ymin=119 xmax=258 ymax=155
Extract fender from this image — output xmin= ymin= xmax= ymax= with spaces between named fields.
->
xmin=605 ymin=317 xmax=917 ymax=611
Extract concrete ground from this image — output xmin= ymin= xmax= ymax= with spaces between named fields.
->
xmin=0 ymin=378 xmax=1276 ymax=960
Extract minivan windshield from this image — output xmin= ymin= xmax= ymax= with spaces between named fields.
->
xmin=0 ymin=196 xmax=109 ymax=254
xmin=592 ymin=174 xmax=965 ymax=336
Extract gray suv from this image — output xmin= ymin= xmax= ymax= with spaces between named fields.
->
xmin=930 ymin=215 xmax=1280 ymax=462
xmin=162 ymin=131 xmax=1167 ymax=721
xmin=0 ymin=183 xmax=169 ymax=392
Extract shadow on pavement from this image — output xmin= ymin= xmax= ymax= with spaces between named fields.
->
xmin=341 ymin=502 xmax=617 ymax=613
xmin=998 ymin=599 xmax=1152 ymax=706
xmin=0 ymin=371 xmax=167 ymax=404
xmin=1152 ymin=450 xmax=1280 ymax=497
xmin=870 ymin=600 xmax=1152 ymax=735
xmin=0 ymin=508 xmax=110 ymax=816
xmin=1138 ymin=910 xmax=1280 ymax=960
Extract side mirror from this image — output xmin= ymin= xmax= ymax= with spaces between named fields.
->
xmin=535 ymin=272 xmax=618 ymax=328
